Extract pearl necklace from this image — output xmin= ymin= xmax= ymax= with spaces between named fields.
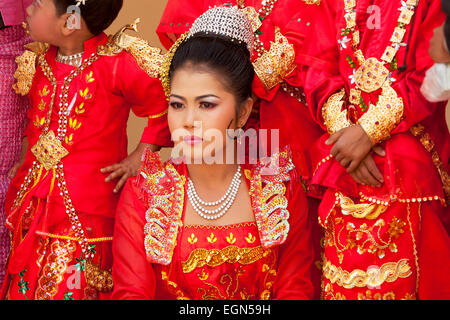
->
xmin=187 ymin=166 xmax=242 ymax=220
xmin=56 ymin=51 xmax=84 ymax=67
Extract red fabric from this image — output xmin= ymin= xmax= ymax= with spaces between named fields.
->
xmin=2 ymin=33 xmax=168 ymax=299
xmin=8 ymin=33 xmax=168 ymax=219
xmin=155 ymin=0 xmax=324 ymax=181
xmin=112 ymin=159 xmax=315 ymax=300
xmin=299 ymin=0 xmax=450 ymax=203
xmin=297 ymin=0 xmax=450 ymax=299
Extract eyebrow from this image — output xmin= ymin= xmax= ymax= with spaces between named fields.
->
xmin=169 ymin=94 xmax=220 ymax=101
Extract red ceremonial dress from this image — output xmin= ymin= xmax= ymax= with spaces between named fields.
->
xmin=112 ymin=148 xmax=315 ymax=300
xmin=299 ymin=0 xmax=450 ymax=299
xmin=1 ymin=29 xmax=169 ymax=300
xmin=156 ymin=0 xmax=326 ymax=298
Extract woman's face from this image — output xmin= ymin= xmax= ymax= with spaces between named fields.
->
xmin=168 ymin=64 xmax=250 ymax=164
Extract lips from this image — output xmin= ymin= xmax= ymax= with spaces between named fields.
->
xmin=183 ymin=135 xmax=203 ymax=145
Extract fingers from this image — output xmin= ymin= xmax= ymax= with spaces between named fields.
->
xmin=373 ymin=145 xmax=386 ymax=157
xmin=105 ymin=167 xmax=125 ymax=183
xmin=8 ymin=164 xmax=20 ymax=179
xmin=359 ymin=162 xmax=381 ymax=187
xmin=101 ymin=163 xmax=122 ymax=174
xmin=325 ymin=130 xmax=342 ymax=146
xmin=364 ymin=155 xmax=384 ymax=184
xmin=350 ymin=171 xmax=364 ymax=185
xmin=346 ymin=157 xmax=363 ymax=173
xmin=114 ymin=173 xmax=129 ymax=193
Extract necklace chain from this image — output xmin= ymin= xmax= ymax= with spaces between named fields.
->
xmin=187 ymin=166 xmax=242 ymax=220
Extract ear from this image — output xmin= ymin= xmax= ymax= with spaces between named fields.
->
xmin=59 ymin=12 xmax=81 ymax=36
xmin=237 ymin=97 xmax=254 ymax=128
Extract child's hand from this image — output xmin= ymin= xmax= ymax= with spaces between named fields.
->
xmin=8 ymin=137 xmax=28 ymax=179
xmin=325 ymin=125 xmax=373 ymax=173
xmin=101 ymin=143 xmax=160 ymax=193
xmin=349 ymin=145 xmax=385 ymax=187
xmin=8 ymin=162 xmax=23 ymax=179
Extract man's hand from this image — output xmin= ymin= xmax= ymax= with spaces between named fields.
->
xmin=429 ymin=24 xmax=450 ymax=64
xmin=101 ymin=143 xmax=160 ymax=193
xmin=349 ymin=145 xmax=385 ymax=187
xmin=325 ymin=124 xmax=373 ymax=173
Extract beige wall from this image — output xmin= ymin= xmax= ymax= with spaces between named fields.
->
xmin=106 ymin=0 xmax=168 ymax=154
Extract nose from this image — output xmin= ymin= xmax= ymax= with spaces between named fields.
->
xmin=183 ymin=106 xmax=197 ymax=130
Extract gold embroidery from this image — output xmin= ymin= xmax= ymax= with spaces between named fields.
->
xmin=410 ymin=124 xmax=450 ymax=202
xmin=161 ymin=270 xmax=190 ymax=300
xmin=197 ymin=267 xmax=252 ymax=300
xmin=35 ymin=239 xmax=77 ymax=300
xmin=68 ymin=118 xmax=82 ymax=131
xmin=245 ymin=233 xmax=256 ymax=244
xmin=226 ymin=233 xmax=237 ymax=245
xmin=98 ymin=18 xmax=164 ymax=78
xmin=325 ymin=205 xmax=406 ymax=260
xmin=84 ymin=260 xmax=113 ymax=293
xmin=148 ymin=110 xmax=168 ymax=119
xmin=322 ymin=88 xmax=351 ymax=134
xmin=322 ymin=258 xmax=413 ymax=289
xmin=13 ymin=42 xmax=49 ymax=96
xmin=206 ymin=233 xmax=217 ymax=244
xmin=187 ymin=233 xmax=198 ymax=244
xmin=182 ymin=246 xmax=265 ymax=274
xmin=337 ymin=192 xmax=388 ymax=220
xmin=253 ymin=28 xmax=296 ymax=90
xmin=357 ymin=83 xmax=404 ymax=145
xmin=303 ymin=0 xmax=321 ymax=4
xmin=354 ymin=57 xmax=390 ymax=93
xmin=140 ymin=151 xmax=186 ymax=265
xmin=85 ymin=71 xmax=95 ymax=83
xmin=31 ymin=131 xmax=69 ymax=171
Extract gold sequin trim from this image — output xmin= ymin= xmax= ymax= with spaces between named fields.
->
xmin=182 ymin=245 xmax=266 ymax=274
xmin=322 ymin=258 xmax=413 ymax=289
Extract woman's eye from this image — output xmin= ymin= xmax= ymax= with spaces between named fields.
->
xmin=169 ymin=102 xmax=184 ymax=110
xmin=200 ymin=102 xmax=216 ymax=109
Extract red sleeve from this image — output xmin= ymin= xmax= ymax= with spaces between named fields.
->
xmin=295 ymin=0 xmax=346 ymax=130
xmin=115 ymin=52 xmax=172 ymax=147
xmin=272 ymin=184 xmax=315 ymax=300
xmin=391 ymin=0 xmax=447 ymax=134
xmin=112 ymin=179 xmax=157 ymax=300
xmin=156 ymin=0 xmax=205 ymax=49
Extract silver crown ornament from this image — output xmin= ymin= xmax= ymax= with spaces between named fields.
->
xmin=187 ymin=5 xmax=254 ymax=53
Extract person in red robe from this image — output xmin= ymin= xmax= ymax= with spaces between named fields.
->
xmin=1 ymin=0 xmax=170 ymax=300
xmin=156 ymin=0 xmax=326 ymax=298
xmin=298 ymin=0 xmax=450 ymax=299
xmin=112 ymin=5 xmax=315 ymax=300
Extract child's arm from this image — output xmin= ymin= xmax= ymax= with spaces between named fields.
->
xmin=101 ymin=48 xmax=170 ymax=192
xmin=101 ymin=142 xmax=160 ymax=193
xmin=8 ymin=137 xmax=28 ymax=179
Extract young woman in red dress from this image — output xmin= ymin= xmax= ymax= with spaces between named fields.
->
xmin=112 ymin=5 xmax=315 ymax=300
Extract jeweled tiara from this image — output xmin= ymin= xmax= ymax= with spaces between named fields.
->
xmin=160 ymin=5 xmax=255 ymax=98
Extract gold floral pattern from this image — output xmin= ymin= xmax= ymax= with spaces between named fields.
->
xmin=182 ymin=246 xmax=266 ymax=274
xmin=322 ymin=257 xmax=413 ymax=289
xmin=35 ymin=239 xmax=77 ymax=300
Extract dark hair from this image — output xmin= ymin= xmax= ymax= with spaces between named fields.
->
xmin=53 ymin=0 xmax=123 ymax=35
xmin=169 ymin=34 xmax=255 ymax=107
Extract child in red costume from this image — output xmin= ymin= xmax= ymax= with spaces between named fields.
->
xmin=2 ymin=0 xmax=170 ymax=300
